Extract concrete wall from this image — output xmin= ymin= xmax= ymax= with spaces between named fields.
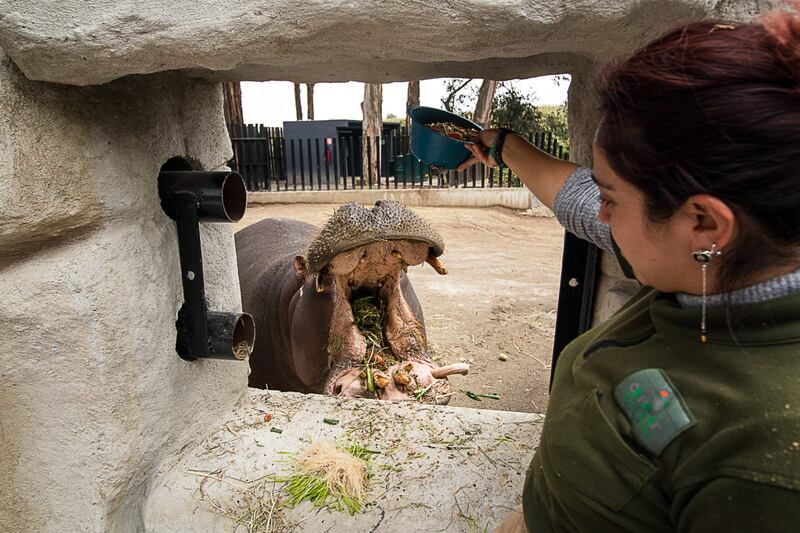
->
xmin=248 ymin=187 xmax=550 ymax=213
xmin=0 ymin=0 xmax=775 ymax=87
xmin=0 ymin=51 xmax=248 ymax=532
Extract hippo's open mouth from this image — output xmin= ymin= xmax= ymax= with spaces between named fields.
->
xmin=305 ymin=201 xmax=467 ymax=403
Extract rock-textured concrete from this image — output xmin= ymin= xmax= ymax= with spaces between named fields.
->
xmin=0 ymin=50 xmax=248 ymax=532
xmin=0 ymin=0 xmax=774 ymax=87
xmin=144 ymin=389 xmax=543 ymax=532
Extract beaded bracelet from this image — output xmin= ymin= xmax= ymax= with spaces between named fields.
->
xmin=489 ymin=128 xmax=513 ymax=168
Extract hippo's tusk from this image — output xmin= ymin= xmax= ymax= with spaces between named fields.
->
xmin=425 ymin=254 xmax=448 ymax=275
xmin=430 ymin=362 xmax=470 ymax=379
xmin=315 ymin=274 xmax=324 ymax=292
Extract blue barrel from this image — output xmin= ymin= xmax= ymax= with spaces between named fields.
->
xmin=409 ymin=107 xmax=483 ymax=170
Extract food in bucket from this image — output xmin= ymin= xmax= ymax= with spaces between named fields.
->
xmin=426 ymin=122 xmax=481 ymax=142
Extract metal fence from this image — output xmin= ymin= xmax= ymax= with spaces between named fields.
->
xmin=227 ymin=123 xmax=570 ymax=191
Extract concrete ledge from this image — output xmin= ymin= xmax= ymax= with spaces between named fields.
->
xmin=143 ymin=389 xmax=543 ymax=532
xmin=248 ymin=188 xmax=551 ymax=213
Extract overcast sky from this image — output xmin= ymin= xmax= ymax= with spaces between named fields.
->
xmin=241 ymin=76 xmax=570 ymax=127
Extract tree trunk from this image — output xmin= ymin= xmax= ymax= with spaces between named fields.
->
xmin=473 ymin=80 xmax=498 ymax=128
xmin=222 ymin=82 xmax=244 ymax=125
xmin=222 ymin=82 xmax=244 ymax=175
xmin=294 ymin=83 xmax=303 ymax=120
xmin=306 ymin=83 xmax=315 ymax=120
xmin=361 ymin=83 xmax=382 ymax=185
xmin=405 ymin=80 xmax=420 ymax=151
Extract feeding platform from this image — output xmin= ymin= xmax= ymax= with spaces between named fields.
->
xmin=144 ymin=389 xmax=543 ymax=531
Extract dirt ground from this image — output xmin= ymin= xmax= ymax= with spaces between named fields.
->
xmin=235 ymin=204 xmax=564 ymax=414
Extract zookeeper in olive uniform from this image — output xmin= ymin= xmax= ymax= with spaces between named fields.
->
xmin=458 ymin=4 xmax=800 ymax=531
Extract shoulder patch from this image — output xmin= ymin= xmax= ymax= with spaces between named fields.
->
xmin=614 ymin=368 xmax=695 ymax=456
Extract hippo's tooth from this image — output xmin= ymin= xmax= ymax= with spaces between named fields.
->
xmin=374 ymin=372 xmax=390 ymax=389
xmin=392 ymin=249 xmax=409 ymax=271
xmin=393 ymin=369 xmax=411 ymax=386
xmin=315 ymin=274 xmax=325 ymax=292
xmin=430 ymin=363 xmax=470 ymax=379
xmin=425 ymin=255 xmax=448 ymax=275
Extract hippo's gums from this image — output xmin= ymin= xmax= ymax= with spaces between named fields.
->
xmin=235 ymin=201 xmax=468 ymax=403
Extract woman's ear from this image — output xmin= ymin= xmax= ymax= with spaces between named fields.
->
xmin=293 ymin=255 xmax=308 ymax=276
xmin=682 ymin=194 xmax=736 ymax=251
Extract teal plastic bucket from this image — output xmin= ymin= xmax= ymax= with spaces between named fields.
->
xmin=409 ymin=107 xmax=483 ymax=170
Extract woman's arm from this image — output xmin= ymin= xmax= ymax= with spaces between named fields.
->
xmin=459 ymin=131 xmax=578 ymax=211
xmin=677 ymin=477 xmax=800 ymax=532
xmin=553 ymin=167 xmax=613 ymax=252
xmin=459 ymin=130 xmax=613 ymax=252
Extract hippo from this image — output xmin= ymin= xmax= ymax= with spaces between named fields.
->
xmin=235 ymin=200 xmax=468 ymax=403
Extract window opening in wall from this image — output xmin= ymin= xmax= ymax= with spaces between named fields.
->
xmin=232 ymin=75 xmax=574 ymax=415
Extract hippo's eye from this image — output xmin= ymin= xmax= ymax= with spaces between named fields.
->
xmin=333 ymin=384 xmax=343 ymax=395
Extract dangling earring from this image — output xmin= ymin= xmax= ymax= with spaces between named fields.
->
xmin=691 ymin=243 xmax=722 ymax=343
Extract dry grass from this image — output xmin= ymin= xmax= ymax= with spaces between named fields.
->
xmin=275 ymin=441 xmax=374 ymax=515
xmin=189 ymin=469 xmax=290 ymax=533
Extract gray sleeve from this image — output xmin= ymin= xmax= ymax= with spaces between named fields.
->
xmin=552 ymin=166 xmax=613 ymax=252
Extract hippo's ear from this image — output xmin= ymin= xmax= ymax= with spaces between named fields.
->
xmin=293 ymin=255 xmax=308 ymax=276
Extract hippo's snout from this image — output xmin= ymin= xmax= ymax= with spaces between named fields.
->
xmin=328 ymin=359 xmax=468 ymax=404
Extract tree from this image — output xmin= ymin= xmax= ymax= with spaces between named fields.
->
xmin=405 ymin=80 xmax=420 ymax=150
xmin=490 ymin=82 xmax=543 ymax=138
xmin=472 ymin=80 xmax=497 ymax=127
xmin=362 ymin=83 xmax=382 ymax=185
xmin=440 ymin=78 xmax=571 ymax=150
xmin=537 ymin=104 xmax=570 ymax=149
xmin=293 ymin=83 xmax=303 ymax=120
xmin=306 ymin=83 xmax=315 ymax=120
xmin=441 ymin=78 xmax=476 ymax=116
xmin=222 ymin=82 xmax=244 ymax=125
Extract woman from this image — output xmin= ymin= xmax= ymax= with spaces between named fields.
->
xmin=459 ymin=4 xmax=800 ymax=531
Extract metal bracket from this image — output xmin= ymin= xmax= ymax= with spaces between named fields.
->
xmin=158 ymin=170 xmax=255 ymax=361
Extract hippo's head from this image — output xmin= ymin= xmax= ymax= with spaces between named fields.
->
xmin=293 ymin=200 xmax=467 ymax=403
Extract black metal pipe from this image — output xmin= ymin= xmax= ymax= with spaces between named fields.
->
xmin=159 ymin=170 xmax=255 ymax=361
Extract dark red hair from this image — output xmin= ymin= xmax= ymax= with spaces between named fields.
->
xmin=597 ymin=2 xmax=800 ymax=293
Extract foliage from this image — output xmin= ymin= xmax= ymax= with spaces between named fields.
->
xmin=534 ymin=104 xmax=570 ymax=150
xmin=490 ymin=83 xmax=543 ymax=138
xmin=441 ymin=78 xmax=478 ymax=117
xmin=440 ymin=78 xmax=570 ymax=150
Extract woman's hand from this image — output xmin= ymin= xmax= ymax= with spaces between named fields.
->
xmin=457 ymin=129 xmax=498 ymax=172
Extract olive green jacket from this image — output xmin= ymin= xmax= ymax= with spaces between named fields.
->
xmin=523 ymin=287 xmax=800 ymax=531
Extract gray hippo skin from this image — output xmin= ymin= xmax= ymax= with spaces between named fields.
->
xmin=235 ymin=201 xmax=467 ymax=403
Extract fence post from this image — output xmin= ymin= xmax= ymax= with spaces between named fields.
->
xmin=314 ymin=138 xmax=322 ymax=191
xmin=348 ymin=137 xmax=356 ymax=189
xmin=298 ymin=139 xmax=306 ymax=191
xmin=258 ymin=124 xmax=267 ymax=190
xmin=332 ymin=138 xmax=339 ymax=190
xmin=361 ymin=135 xmax=372 ymax=189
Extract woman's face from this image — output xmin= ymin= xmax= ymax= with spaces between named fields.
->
xmin=593 ymin=145 xmax=700 ymax=294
